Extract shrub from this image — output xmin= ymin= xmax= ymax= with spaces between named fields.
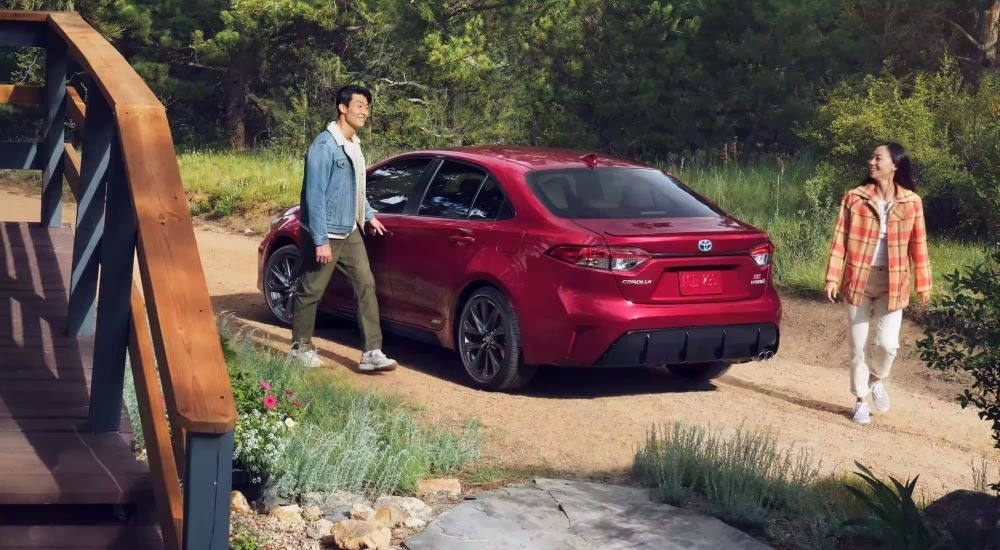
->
xmin=802 ymin=57 xmax=1000 ymax=236
xmin=230 ymin=367 xmax=303 ymax=483
xmin=633 ymin=423 xmax=829 ymax=532
xmin=917 ymin=244 xmax=1000 ymax=491
xmin=841 ymin=462 xmax=938 ymax=550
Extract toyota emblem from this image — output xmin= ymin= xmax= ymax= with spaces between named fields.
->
xmin=698 ymin=239 xmax=713 ymax=252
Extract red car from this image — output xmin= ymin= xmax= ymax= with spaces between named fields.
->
xmin=258 ymin=148 xmax=780 ymax=390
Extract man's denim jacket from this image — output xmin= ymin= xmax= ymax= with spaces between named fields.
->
xmin=299 ymin=129 xmax=376 ymax=246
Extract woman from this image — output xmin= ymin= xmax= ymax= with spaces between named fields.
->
xmin=824 ymin=142 xmax=932 ymax=425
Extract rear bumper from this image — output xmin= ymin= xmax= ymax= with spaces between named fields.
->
xmin=595 ymin=323 xmax=779 ymax=367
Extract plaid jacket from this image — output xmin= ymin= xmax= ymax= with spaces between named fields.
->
xmin=825 ymin=184 xmax=932 ymax=312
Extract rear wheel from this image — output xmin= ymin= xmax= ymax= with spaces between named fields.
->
xmin=667 ymin=361 xmax=732 ymax=380
xmin=263 ymin=244 xmax=301 ymax=325
xmin=457 ymin=288 xmax=537 ymax=391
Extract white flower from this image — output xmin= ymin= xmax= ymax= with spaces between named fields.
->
xmin=284 ymin=417 xmax=297 ymax=429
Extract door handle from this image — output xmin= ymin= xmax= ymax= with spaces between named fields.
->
xmin=449 ymin=235 xmax=476 ymax=245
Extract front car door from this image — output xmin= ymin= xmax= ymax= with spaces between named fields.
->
xmin=387 ymin=159 xmax=514 ymax=332
xmin=321 ymin=156 xmax=434 ymax=320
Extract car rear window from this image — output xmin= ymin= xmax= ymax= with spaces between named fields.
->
xmin=526 ymin=168 xmax=722 ymax=219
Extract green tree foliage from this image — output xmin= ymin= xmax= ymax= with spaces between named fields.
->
xmin=802 ymin=58 xmax=1000 ymax=235
xmin=917 ymin=245 xmax=1000 ymax=491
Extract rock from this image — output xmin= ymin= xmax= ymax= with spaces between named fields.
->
xmin=350 ymin=502 xmax=375 ymax=521
xmin=372 ymin=505 xmax=410 ymax=528
xmin=402 ymin=517 xmax=426 ymax=530
xmin=307 ymin=518 xmax=336 ymax=540
xmin=373 ymin=495 xmax=433 ymax=522
xmin=262 ymin=494 xmax=291 ymax=514
xmin=417 ymin=478 xmax=462 ymax=498
xmin=322 ymin=519 xmax=392 ymax=550
xmin=269 ymin=504 xmax=306 ymax=531
xmin=230 ymin=490 xmax=252 ymax=514
xmin=923 ymin=489 xmax=1000 ymax=549
xmin=323 ymin=504 xmax=354 ymax=523
xmin=303 ymin=504 xmax=325 ymax=522
xmin=243 ymin=228 xmax=254 ymax=235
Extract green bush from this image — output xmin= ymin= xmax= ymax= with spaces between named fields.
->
xmin=633 ymin=423 xmax=834 ymax=537
xmin=802 ymin=57 xmax=1000 ymax=236
xmin=917 ymin=245 xmax=1000 ymax=492
xmin=841 ymin=462 xmax=940 ymax=550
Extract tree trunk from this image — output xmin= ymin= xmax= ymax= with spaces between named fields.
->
xmin=224 ymin=50 xmax=254 ymax=150
xmin=982 ymin=0 xmax=999 ymax=66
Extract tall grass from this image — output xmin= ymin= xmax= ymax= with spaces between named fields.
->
xmin=218 ymin=318 xmax=480 ymax=498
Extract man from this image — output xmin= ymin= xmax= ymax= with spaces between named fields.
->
xmin=289 ymin=84 xmax=396 ymax=372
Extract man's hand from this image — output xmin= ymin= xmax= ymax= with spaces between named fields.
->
xmin=917 ymin=290 xmax=931 ymax=307
xmin=824 ymin=281 xmax=839 ymax=304
xmin=367 ymin=217 xmax=389 ymax=236
xmin=315 ymin=244 xmax=332 ymax=264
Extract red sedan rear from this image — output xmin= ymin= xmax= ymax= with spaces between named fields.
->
xmin=258 ymin=147 xmax=780 ymax=390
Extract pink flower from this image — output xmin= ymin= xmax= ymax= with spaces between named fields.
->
xmin=263 ymin=395 xmax=278 ymax=409
xmin=293 ymin=401 xmax=302 ymax=408
xmin=259 ymin=380 xmax=271 ymax=391
xmin=284 ymin=390 xmax=294 ymax=398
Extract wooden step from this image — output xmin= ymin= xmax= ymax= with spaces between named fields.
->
xmin=0 ymin=525 xmax=162 ymax=549
xmin=0 ymin=431 xmax=150 ymax=505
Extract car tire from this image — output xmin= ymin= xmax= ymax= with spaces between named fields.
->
xmin=263 ymin=243 xmax=302 ymax=325
xmin=457 ymin=287 xmax=537 ymax=391
xmin=667 ymin=361 xmax=732 ymax=380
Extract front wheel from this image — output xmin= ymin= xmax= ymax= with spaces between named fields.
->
xmin=667 ymin=361 xmax=732 ymax=380
xmin=263 ymin=244 xmax=302 ymax=325
xmin=457 ymin=288 xmax=537 ymax=391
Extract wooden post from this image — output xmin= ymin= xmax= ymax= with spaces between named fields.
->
xmin=67 ymin=90 xmax=113 ymax=337
xmin=183 ymin=431 xmax=234 ymax=549
xmin=40 ymin=27 xmax=66 ymax=228
xmin=88 ymin=143 xmax=134 ymax=432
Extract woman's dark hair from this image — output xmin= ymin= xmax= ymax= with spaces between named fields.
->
xmin=866 ymin=141 xmax=916 ymax=190
xmin=336 ymin=84 xmax=372 ymax=114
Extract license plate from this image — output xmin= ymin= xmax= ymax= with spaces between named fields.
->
xmin=679 ymin=270 xmax=722 ymax=295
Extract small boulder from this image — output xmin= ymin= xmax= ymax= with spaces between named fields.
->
xmin=307 ymin=518 xmax=336 ymax=540
xmin=923 ymin=489 xmax=1000 ymax=549
xmin=269 ymin=504 xmax=306 ymax=531
xmin=417 ymin=478 xmax=462 ymax=498
xmin=303 ymin=504 xmax=325 ymax=522
xmin=402 ymin=517 xmax=426 ymax=530
xmin=349 ymin=503 xmax=375 ymax=521
xmin=230 ymin=490 xmax=252 ymax=514
xmin=373 ymin=496 xmax=433 ymax=522
xmin=372 ymin=505 xmax=410 ymax=528
xmin=322 ymin=519 xmax=392 ymax=550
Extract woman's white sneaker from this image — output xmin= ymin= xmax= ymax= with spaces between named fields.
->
xmin=852 ymin=402 xmax=871 ymax=425
xmin=870 ymin=381 xmax=890 ymax=412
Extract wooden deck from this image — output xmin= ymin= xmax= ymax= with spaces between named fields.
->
xmin=0 ymin=221 xmax=161 ymax=548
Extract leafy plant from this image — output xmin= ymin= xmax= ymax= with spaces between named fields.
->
xmin=918 ymin=244 xmax=1000 ymax=491
xmin=841 ymin=462 xmax=935 ymax=549
xmin=231 ymin=367 xmax=304 ymax=483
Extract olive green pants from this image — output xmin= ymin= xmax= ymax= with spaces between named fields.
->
xmin=291 ymin=228 xmax=382 ymax=352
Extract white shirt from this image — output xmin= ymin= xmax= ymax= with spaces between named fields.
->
xmin=326 ymin=121 xmax=368 ymax=239
xmin=871 ymin=197 xmax=894 ymax=267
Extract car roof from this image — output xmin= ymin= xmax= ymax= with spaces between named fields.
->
xmin=394 ymin=146 xmax=652 ymax=172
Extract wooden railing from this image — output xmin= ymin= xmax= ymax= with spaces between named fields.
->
xmin=0 ymin=10 xmax=236 ymax=549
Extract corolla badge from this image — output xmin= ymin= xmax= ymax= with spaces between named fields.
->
xmin=698 ymin=239 xmax=713 ymax=252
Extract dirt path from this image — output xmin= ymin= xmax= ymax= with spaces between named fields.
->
xmin=3 ymin=184 xmax=993 ymax=499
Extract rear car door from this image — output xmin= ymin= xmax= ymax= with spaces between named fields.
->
xmin=321 ymin=156 xmax=433 ymax=320
xmin=387 ymin=159 xmax=513 ymax=331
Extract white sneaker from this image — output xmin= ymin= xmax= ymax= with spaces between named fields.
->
xmin=852 ymin=402 xmax=871 ymax=425
xmin=359 ymin=349 xmax=397 ymax=372
xmin=289 ymin=347 xmax=324 ymax=368
xmin=870 ymin=380 xmax=890 ymax=412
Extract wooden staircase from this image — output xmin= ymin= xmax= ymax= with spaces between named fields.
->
xmin=0 ymin=222 xmax=161 ymax=548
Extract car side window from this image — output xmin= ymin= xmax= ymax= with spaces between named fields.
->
xmin=366 ymin=158 xmax=431 ymax=214
xmin=418 ymin=161 xmax=487 ymax=219
xmin=469 ymin=176 xmax=513 ymax=220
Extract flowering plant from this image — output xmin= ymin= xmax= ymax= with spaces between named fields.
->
xmin=231 ymin=369 xmax=304 ymax=482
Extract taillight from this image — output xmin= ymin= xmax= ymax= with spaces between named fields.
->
xmin=547 ymin=245 xmax=651 ymax=271
xmin=751 ymin=243 xmax=773 ymax=267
